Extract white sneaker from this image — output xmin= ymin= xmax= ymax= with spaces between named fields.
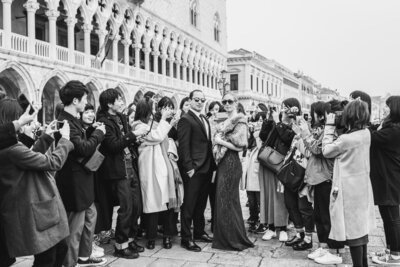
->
xmin=278 ymin=231 xmax=288 ymax=242
xmin=91 ymin=243 xmax=105 ymax=258
xmin=93 ymin=242 xmax=104 ymax=252
xmin=308 ymin=247 xmax=328 ymax=260
xmin=262 ymin=229 xmax=277 ymax=241
xmin=314 ymin=252 xmax=343 ymax=265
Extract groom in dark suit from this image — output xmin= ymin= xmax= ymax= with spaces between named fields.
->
xmin=178 ymin=89 xmax=216 ymax=252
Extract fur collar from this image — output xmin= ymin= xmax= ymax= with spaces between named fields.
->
xmin=220 ymin=113 xmax=247 ymax=134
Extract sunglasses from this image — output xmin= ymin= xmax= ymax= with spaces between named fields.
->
xmin=192 ymin=98 xmax=206 ymax=103
xmin=222 ymin=99 xmax=235 ymax=105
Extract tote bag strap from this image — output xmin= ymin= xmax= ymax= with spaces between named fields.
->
xmin=261 ymin=122 xmax=278 ymax=149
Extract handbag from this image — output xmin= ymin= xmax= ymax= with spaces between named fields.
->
xmin=277 ymin=145 xmax=306 ymax=192
xmin=257 ymin=124 xmax=285 ymax=174
xmin=78 ymin=145 xmax=105 ymax=172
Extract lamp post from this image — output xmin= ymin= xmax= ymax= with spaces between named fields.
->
xmin=218 ymin=70 xmax=230 ymax=96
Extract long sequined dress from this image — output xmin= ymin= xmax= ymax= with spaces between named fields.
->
xmin=212 ymin=149 xmax=254 ymax=251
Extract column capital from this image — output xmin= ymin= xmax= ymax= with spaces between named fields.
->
xmin=175 ymin=59 xmax=182 ymax=65
xmin=181 ymin=63 xmax=188 ymax=68
xmin=64 ymin=17 xmax=77 ymax=26
xmin=160 ymin=54 xmax=168 ymax=60
xmin=121 ymin=39 xmax=132 ymax=46
xmin=143 ymin=47 xmax=152 ymax=54
xmin=133 ymin=44 xmax=142 ymax=49
xmin=82 ymin=24 xmax=93 ymax=33
xmin=96 ymin=29 xmax=109 ymax=38
xmin=152 ymin=51 xmax=160 ymax=57
xmin=45 ymin=10 xmax=60 ymax=19
xmin=112 ymin=35 xmax=121 ymax=42
xmin=1 ymin=0 xmax=12 ymax=4
xmin=23 ymin=1 xmax=39 ymax=12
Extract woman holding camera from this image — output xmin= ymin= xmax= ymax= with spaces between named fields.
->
xmin=370 ymin=96 xmax=400 ymax=265
xmin=0 ymin=98 xmax=74 ymax=267
xmin=134 ymin=97 xmax=180 ymax=250
xmin=322 ymin=99 xmax=375 ymax=267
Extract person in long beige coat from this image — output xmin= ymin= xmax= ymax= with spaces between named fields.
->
xmin=322 ymin=99 xmax=375 ymax=267
xmin=134 ymin=97 xmax=178 ymax=250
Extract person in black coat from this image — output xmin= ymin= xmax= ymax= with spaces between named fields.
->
xmin=96 ymin=88 xmax=148 ymax=260
xmin=178 ymin=90 xmax=216 ymax=252
xmin=55 ymin=81 xmax=106 ymax=267
xmin=370 ymin=96 xmax=400 ymax=265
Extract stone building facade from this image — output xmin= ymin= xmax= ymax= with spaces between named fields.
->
xmin=0 ymin=0 xmax=227 ymax=123
xmin=227 ymin=48 xmax=283 ymax=113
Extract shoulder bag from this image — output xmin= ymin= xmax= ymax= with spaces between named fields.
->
xmin=257 ymin=124 xmax=285 ymax=174
xmin=78 ymin=145 xmax=105 ymax=172
xmin=276 ymin=144 xmax=306 ymax=192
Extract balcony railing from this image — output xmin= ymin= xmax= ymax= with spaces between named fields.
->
xmin=11 ymin=33 xmax=28 ymax=53
xmin=74 ymin=51 xmax=85 ymax=66
xmin=35 ymin=40 xmax=50 ymax=58
xmin=56 ymin=46 xmax=69 ymax=62
xmin=0 ymin=31 xmax=220 ymax=96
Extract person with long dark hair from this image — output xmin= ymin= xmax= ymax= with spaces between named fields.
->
xmin=322 ymin=99 xmax=376 ymax=267
xmin=297 ymin=101 xmax=344 ymax=264
xmin=0 ymin=98 xmax=73 ymax=267
xmin=133 ymin=97 xmax=179 ymax=250
xmin=370 ymin=96 xmax=400 ymax=265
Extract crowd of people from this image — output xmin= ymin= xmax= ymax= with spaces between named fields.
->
xmin=0 ymin=82 xmax=399 ymax=267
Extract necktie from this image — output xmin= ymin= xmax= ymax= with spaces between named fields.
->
xmin=201 ymin=115 xmax=209 ymax=139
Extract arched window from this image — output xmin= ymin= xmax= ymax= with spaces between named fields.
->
xmin=213 ymin=13 xmax=220 ymax=42
xmin=190 ymin=0 xmax=198 ymax=27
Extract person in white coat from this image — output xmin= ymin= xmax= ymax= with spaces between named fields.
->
xmin=322 ymin=99 xmax=375 ymax=267
xmin=133 ymin=97 xmax=178 ymax=251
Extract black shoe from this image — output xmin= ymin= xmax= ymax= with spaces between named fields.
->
xmin=163 ymin=237 xmax=172 ymax=249
xmin=114 ymin=247 xmax=139 ymax=259
xmin=146 ymin=240 xmax=155 ymax=250
xmin=293 ymin=240 xmax=313 ymax=251
xmin=194 ymin=233 xmax=213 ymax=243
xmin=248 ymin=223 xmax=257 ymax=233
xmin=285 ymin=236 xmax=303 ymax=247
xmin=254 ymin=224 xmax=268 ymax=234
xmin=129 ymin=240 xmax=145 ymax=253
xmin=181 ymin=239 xmax=201 ymax=252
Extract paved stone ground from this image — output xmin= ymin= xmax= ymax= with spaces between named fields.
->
xmin=14 ymin=191 xmax=387 ymax=267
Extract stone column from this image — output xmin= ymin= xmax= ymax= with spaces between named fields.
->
xmin=2 ymin=0 xmax=12 ymax=49
xmin=188 ymin=65 xmax=193 ymax=83
xmin=153 ymin=51 xmax=160 ymax=74
xmin=176 ymin=60 xmax=181 ymax=80
xmin=122 ymin=39 xmax=131 ymax=66
xmin=144 ymin=48 xmax=151 ymax=71
xmin=134 ymin=45 xmax=141 ymax=68
xmin=112 ymin=35 xmax=120 ymax=73
xmin=96 ymin=29 xmax=108 ymax=59
xmin=45 ymin=9 xmax=60 ymax=58
xmin=161 ymin=54 xmax=167 ymax=75
xmin=24 ymin=1 xmax=39 ymax=53
xmin=193 ymin=67 xmax=198 ymax=85
xmin=82 ymin=24 xmax=92 ymax=67
xmin=169 ymin=57 xmax=174 ymax=78
xmin=182 ymin=64 xmax=187 ymax=82
xmin=65 ymin=17 xmax=77 ymax=63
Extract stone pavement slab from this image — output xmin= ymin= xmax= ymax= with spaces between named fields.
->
xmin=14 ymin=192 xmax=388 ymax=267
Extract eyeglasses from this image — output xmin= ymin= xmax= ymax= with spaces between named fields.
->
xmin=192 ymin=98 xmax=206 ymax=103
xmin=222 ymin=99 xmax=235 ymax=105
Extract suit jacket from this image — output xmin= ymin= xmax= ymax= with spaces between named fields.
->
xmin=55 ymin=110 xmax=105 ymax=212
xmin=177 ymin=110 xmax=216 ymax=176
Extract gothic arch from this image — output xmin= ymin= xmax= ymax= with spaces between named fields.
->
xmin=0 ymin=61 xmax=35 ymax=101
